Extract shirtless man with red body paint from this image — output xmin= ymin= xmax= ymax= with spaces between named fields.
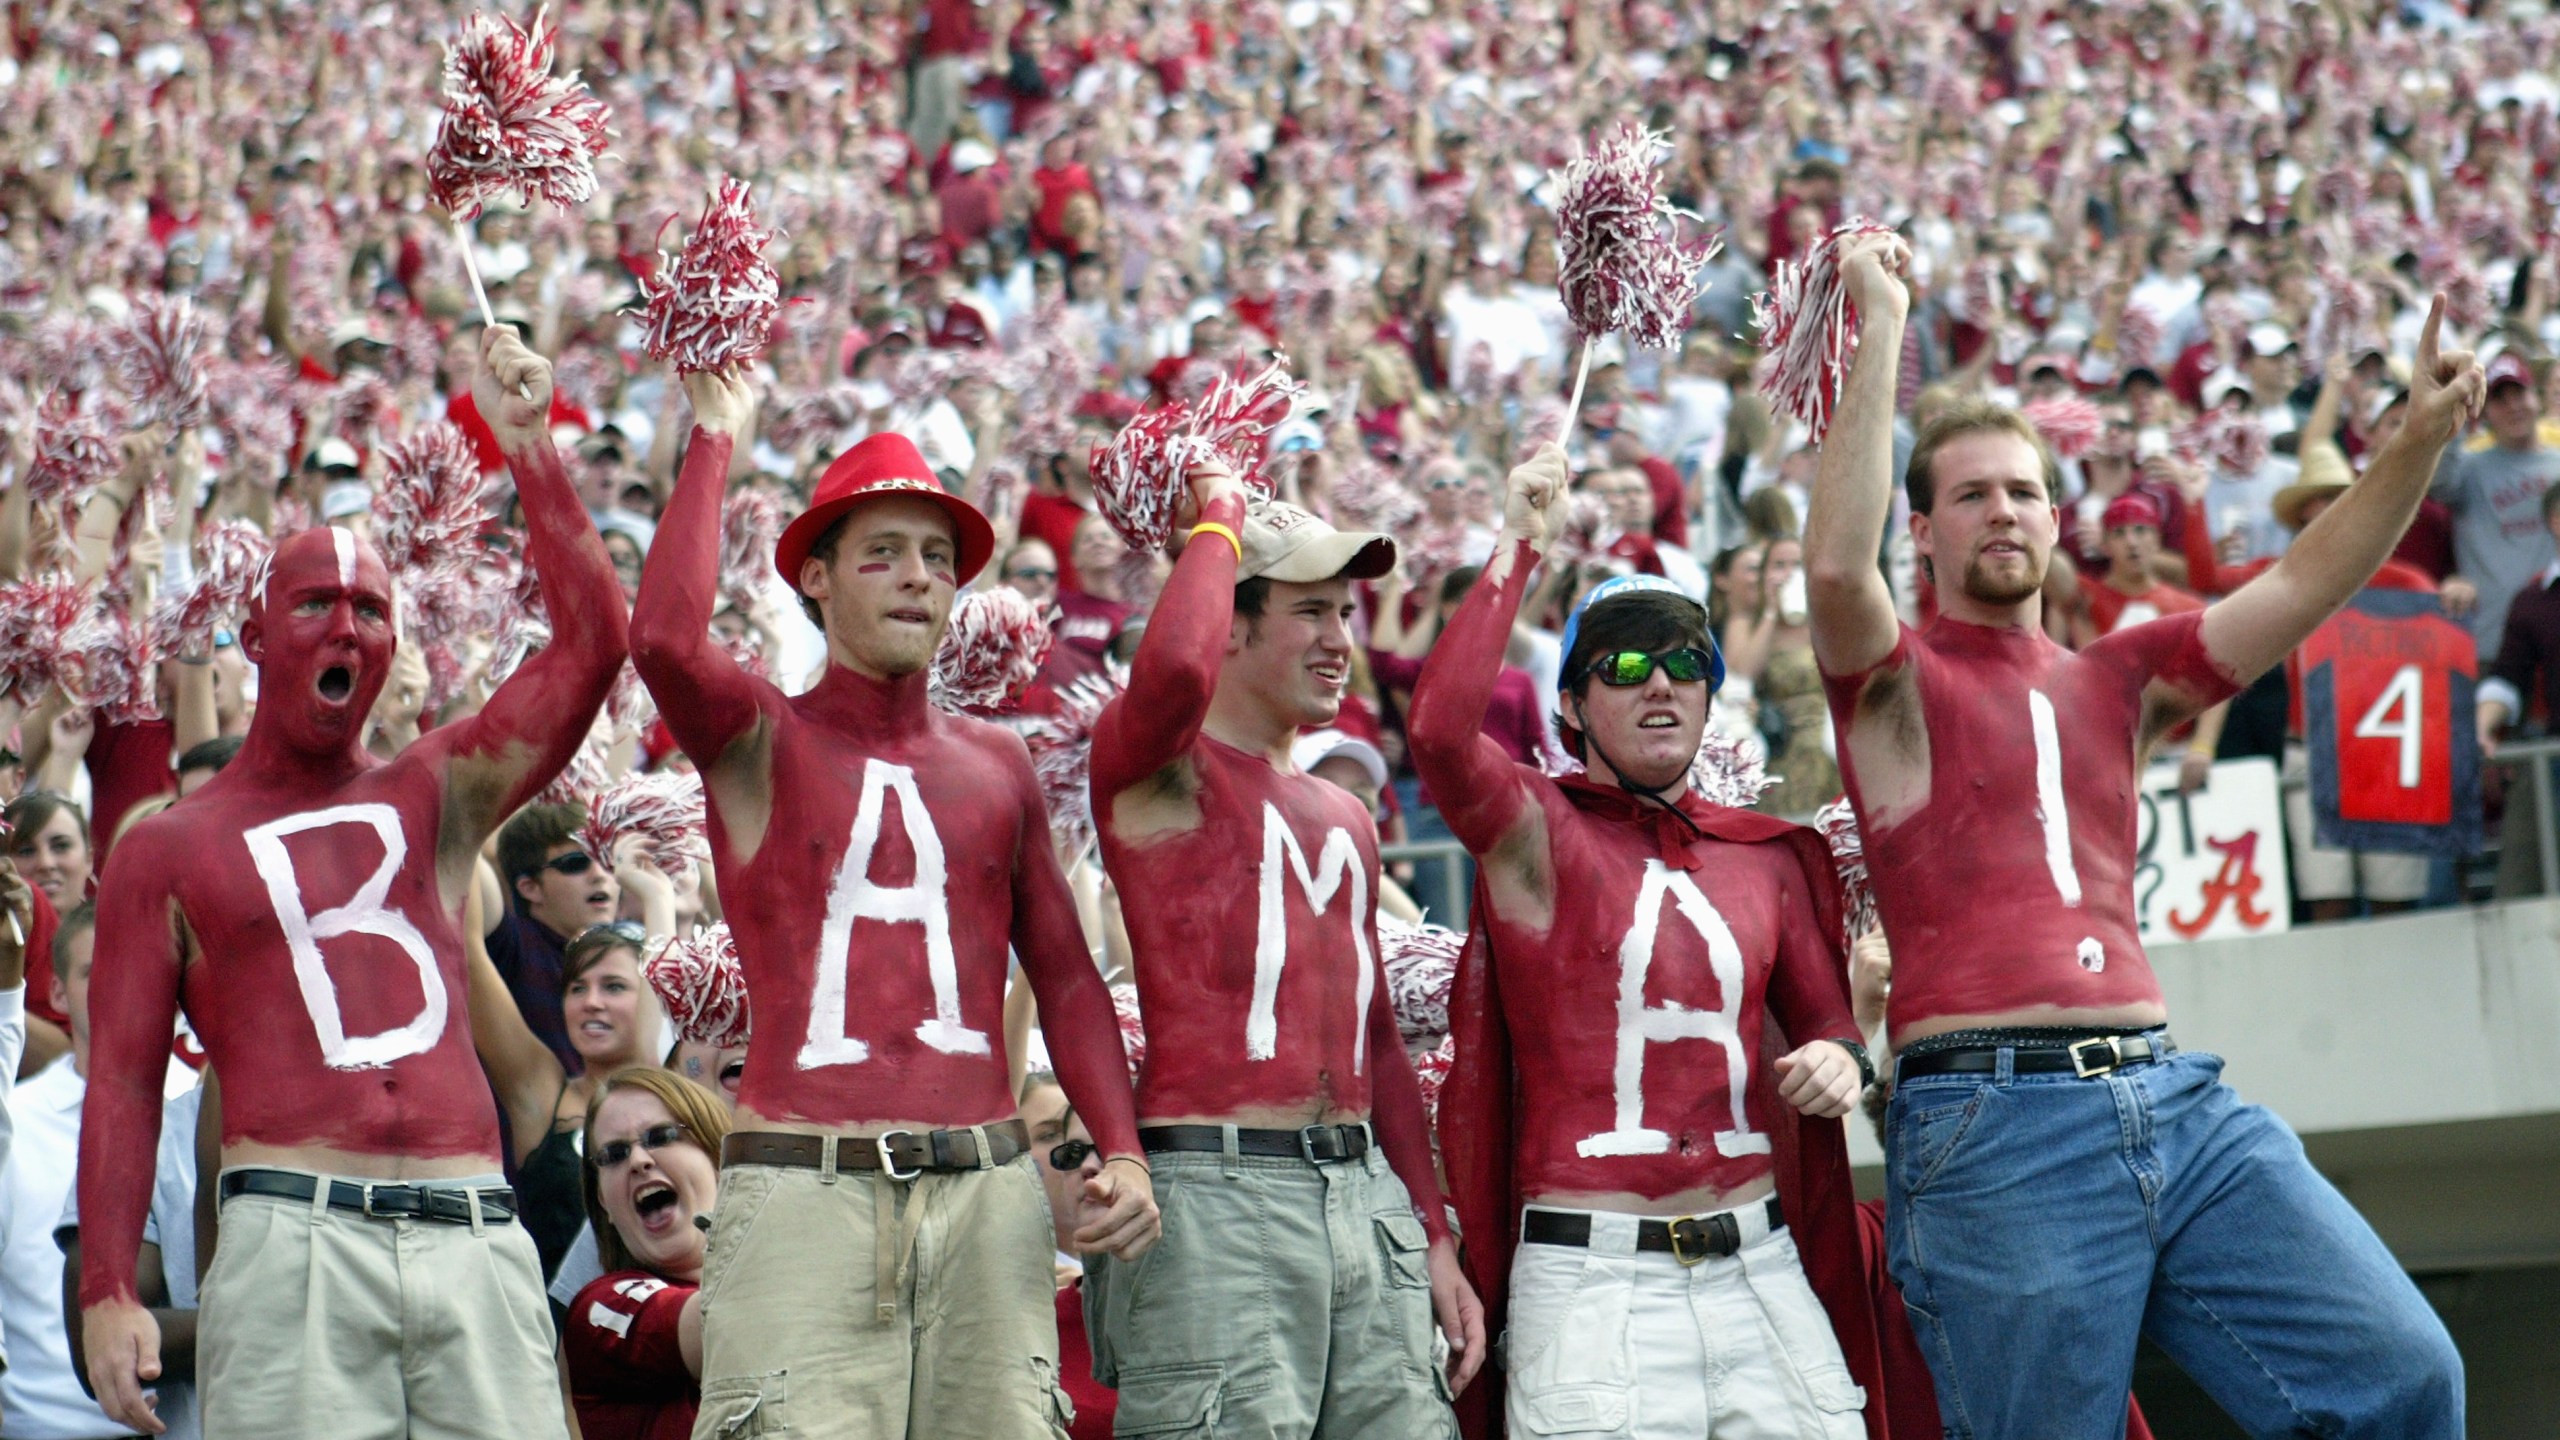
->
xmin=1414 ymin=446 xmax=1881 ymax=1439
xmin=76 ymin=329 xmax=621 ymax=1440
xmin=1083 ymin=465 xmax=1484 ymax=1438
xmin=1805 ymin=232 xmax=2480 ymax=1439
xmin=627 ymin=370 xmax=1153 ymax=1440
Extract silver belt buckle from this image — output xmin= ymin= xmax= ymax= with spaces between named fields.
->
xmin=2068 ymin=1036 xmax=2123 ymax=1078
xmin=875 ymin=1130 xmax=922 ymax=1182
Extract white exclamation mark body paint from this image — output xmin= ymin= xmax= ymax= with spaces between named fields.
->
xmin=2027 ymin=689 xmax=2082 ymax=908
xmin=333 ymin=526 xmax=359 ymax=587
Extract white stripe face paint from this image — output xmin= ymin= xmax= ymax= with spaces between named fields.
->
xmin=2027 ymin=689 xmax=2083 ymax=908
xmin=1252 ymin=802 xmax=1375 ymax=1072
xmin=332 ymin=526 xmax=358 ymax=589
xmin=798 ymin=760 xmax=982 ymax=1069
xmin=242 ymin=803 xmax=449 ymax=1070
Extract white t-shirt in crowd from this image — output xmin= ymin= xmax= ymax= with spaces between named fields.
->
xmin=52 ymin=1084 xmax=204 ymax=1440
xmin=1 ymin=1058 xmax=119 ymax=1440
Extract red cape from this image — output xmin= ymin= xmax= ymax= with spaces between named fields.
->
xmin=1440 ymin=777 xmax=1892 ymax=1440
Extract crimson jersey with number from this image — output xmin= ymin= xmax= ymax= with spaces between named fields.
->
xmin=566 ymin=1272 xmax=699 ymax=1440
xmin=1820 ymin=615 xmax=2241 ymax=1036
xmin=1408 ymin=541 xmax=1858 ymax=1202
xmin=1089 ymin=494 xmax=1449 ymax=1237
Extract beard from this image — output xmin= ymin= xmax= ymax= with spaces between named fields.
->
xmin=1958 ymin=546 xmax=2048 ymax=606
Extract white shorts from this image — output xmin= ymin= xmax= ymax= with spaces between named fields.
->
xmin=1503 ymin=1205 xmax=1865 ymax=1440
xmin=2282 ymin=745 xmax=2429 ymax=903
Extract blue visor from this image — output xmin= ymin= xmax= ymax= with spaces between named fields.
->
xmin=1559 ymin=574 xmax=1721 ymax=694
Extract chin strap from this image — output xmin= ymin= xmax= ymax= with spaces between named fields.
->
xmin=1573 ymin=700 xmax=1705 ymax=843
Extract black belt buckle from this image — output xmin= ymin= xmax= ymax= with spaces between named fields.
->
xmin=2068 ymin=1036 xmax=2124 ymax=1078
xmin=1666 ymin=1211 xmax=1738 ymax=1267
xmin=1298 ymin=1125 xmax=1342 ymax=1164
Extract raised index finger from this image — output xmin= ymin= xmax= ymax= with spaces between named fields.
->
xmin=2418 ymin=293 xmax=2444 ymax=370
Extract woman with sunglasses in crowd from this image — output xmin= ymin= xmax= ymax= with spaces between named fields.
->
xmin=563 ymin=1067 xmax=730 ymax=1440
xmin=462 ymin=863 xmax=675 ymax=1278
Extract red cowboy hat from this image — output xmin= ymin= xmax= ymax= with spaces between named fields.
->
xmin=774 ymin=433 xmax=997 ymax=589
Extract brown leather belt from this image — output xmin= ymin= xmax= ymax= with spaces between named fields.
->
xmin=721 ymin=1121 xmax=1032 ymax=1180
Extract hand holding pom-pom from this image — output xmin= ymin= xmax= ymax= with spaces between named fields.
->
xmin=1089 ymin=359 xmax=1299 ymax=552
xmin=1752 ymin=221 xmax=1908 ymax=443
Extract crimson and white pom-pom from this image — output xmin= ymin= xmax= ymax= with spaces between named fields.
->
xmin=580 ymin=771 xmax=708 ymax=879
xmin=1109 ymin=982 xmax=1147 ymax=1083
xmin=2177 ymin=410 xmax=2270 ymax=478
xmin=26 ymin=401 xmax=117 ymax=508
xmin=1089 ymin=357 xmax=1301 ymax=552
xmin=1813 ymin=799 xmax=1875 ymax=949
xmin=112 ymin=295 xmax=209 ymax=431
xmin=1688 ymin=727 xmax=1773 ymax=810
xmin=1411 ymin=1033 xmax=1456 ymax=1126
xmin=2020 ymin=396 xmax=2104 ymax=460
xmin=718 ymin=488 xmax=783 ymax=612
xmin=0 ymin=575 xmax=91 ymax=700
xmin=1022 ymin=666 xmax=1123 ymax=857
xmin=717 ymin=625 xmax=772 ymax=682
xmin=149 ymin=521 xmax=272 ymax=659
xmin=634 ymin=178 xmax=783 ymax=375
xmin=1550 ymin=124 xmax=1721 ymax=350
xmin=606 ymin=659 xmax=657 ymax=736
xmin=426 ymin=8 xmax=612 ymax=221
xmin=535 ymin=716 xmax=613 ymax=808
xmin=332 ymin=375 xmax=396 ymax=445
xmin=644 ymin=925 xmax=750 ymax=1048
xmin=55 ymin=602 xmax=158 ymax=723
xmin=207 ymin=359 xmax=298 ymax=465
xmin=1328 ymin=454 xmax=1423 ymax=534
xmin=1379 ymin=914 xmax=1461 ymax=1047
xmin=930 ymin=587 xmax=1054 ymax=715
xmin=2114 ymin=302 xmax=2166 ymax=368
xmin=763 ymin=386 xmax=863 ymax=452
xmin=1751 ymin=217 xmax=1897 ymax=443
xmin=373 ymin=424 xmax=485 ymax=576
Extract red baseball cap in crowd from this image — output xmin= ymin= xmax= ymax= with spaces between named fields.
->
xmin=2102 ymin=492 xmax=2164 ymax=532
xmin=775 ymin=433 xmax=997 ymax=589
xmin=2486 ymin=352 xmax=2535 ymax=394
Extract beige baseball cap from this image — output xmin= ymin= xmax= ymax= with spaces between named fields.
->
xmin=1238 ymin=498 xmax=1398 ymax=584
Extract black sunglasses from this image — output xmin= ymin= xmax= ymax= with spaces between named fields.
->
xmin=1048 ymin=1139 xmax=1096 ymax=1171
xmin=534 ymin=851 xmax=597 ymax=878
xmin=595 ymin=1121 xmax=689 ymax=1169
xmin=1579 ymin=646 xmax=1714 ymax=688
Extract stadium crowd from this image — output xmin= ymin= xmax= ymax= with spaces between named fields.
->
xmin=0 ymin=0 xmax=2551 ymax=1436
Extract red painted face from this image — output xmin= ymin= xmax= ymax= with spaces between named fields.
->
xmin=242 ymin=527 xmax=397 ymax=757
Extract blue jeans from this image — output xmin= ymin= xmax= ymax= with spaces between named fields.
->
xmin=1884 ymin=1046 xmax=2462 ymax=1439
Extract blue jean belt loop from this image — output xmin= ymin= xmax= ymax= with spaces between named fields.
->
xmin=1996 ymin=1046 xmax=2017 ymax=1084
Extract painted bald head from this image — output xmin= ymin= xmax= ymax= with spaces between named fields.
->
xmin=243 ymin=527 xmax=398 ymax=757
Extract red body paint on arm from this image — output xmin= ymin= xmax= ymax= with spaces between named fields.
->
xmin=75 ymin=855 xmax=183 ymax=1308
xmin=1406 ymin=539 xmax=1541 ymax=853
xmin=631 ymin=430 xmax=767 ymax=762
xmin=1008 ymin=765 xmax=1142 ymax=1160
xmin=1087 ymin=494 xmax=1244 ymax=800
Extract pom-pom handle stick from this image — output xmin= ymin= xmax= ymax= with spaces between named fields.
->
xmin=1549 ymin=124 xmax=1720 ymax=437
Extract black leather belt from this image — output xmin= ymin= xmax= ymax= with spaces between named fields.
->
xmin=1139 ymin=1123 xmax=1373 ymax=1164
xmin=1897 ymin=1030 xmax=2176 ymax=1081
xmin=219 ymin=1169 xmax=517 ymax=1224
xmin=1522 ymin=1198 xmax=1784 ymax=1266
xmin=722 ymin=1120 xmax=1030 ymax=1180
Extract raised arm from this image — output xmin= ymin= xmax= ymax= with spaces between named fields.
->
xmin=438 ymin=328 xmax=631 ymax=837
xmin=1088 ymin=466 xmax=1247 ymax=798
xmin=1803 ymin=231 xmax=1914 ymax=679
xmin=76 ymin=828 xmax=186 ymax=1434
xmin=628 ymin=369 xmax=769 ymax=770
xmin=462 ymin=863 xmax=565 ymax=1163
xmin=1407 ymin=446 xmax=1566 ymax=860
xmin=2198 ymin=298 xmax=2485 ymax=687
xmin=1002 ymin=740 xmax=1156 ymax=1259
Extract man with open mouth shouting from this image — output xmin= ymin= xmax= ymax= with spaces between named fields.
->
xmin=1083 ymin=467 xmax=1484 ymax=1437
xmin=1414 ymin=445 xmax=1885 ymax=1440
xmin=628 ymin=367 xmax=1153 ymax=1440
xmin=76 ymin=326 xmax=627 ymax=1440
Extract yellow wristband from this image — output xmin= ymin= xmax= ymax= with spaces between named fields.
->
xmin=1189 ymin=521 xmax=1242 ymax=562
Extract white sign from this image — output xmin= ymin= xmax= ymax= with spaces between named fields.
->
xmin=2132 ymin=756 xmax=2290 ymax=946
